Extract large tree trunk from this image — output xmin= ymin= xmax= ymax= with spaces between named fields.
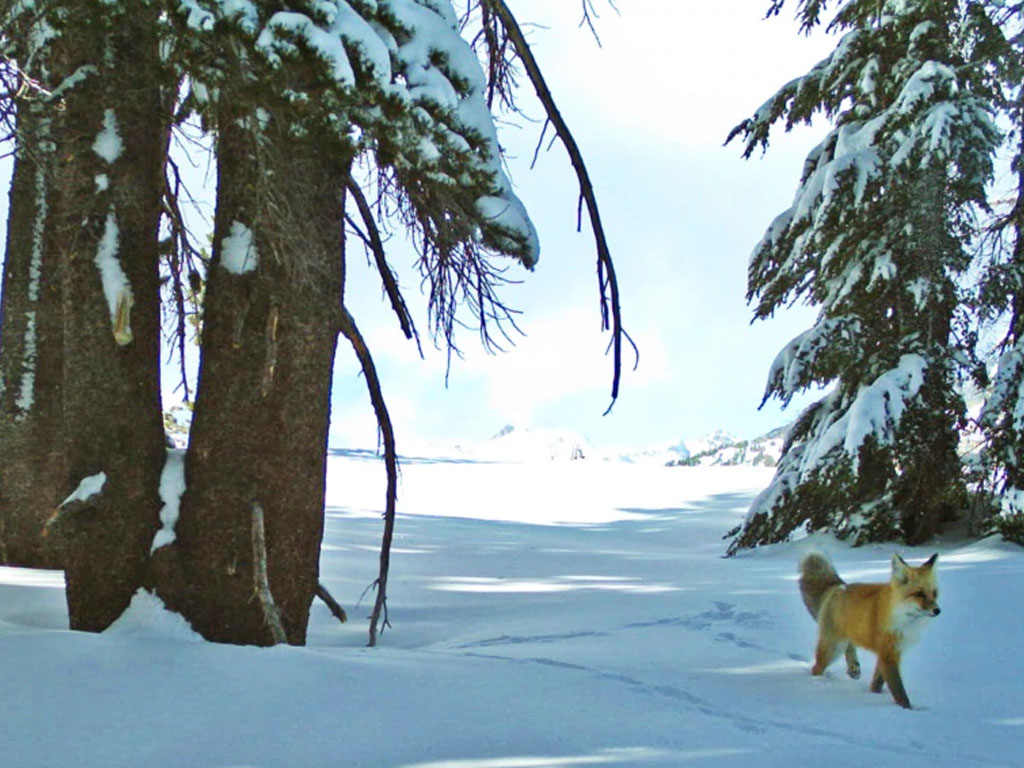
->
xmin=0 ymin=100 xmax=67 ymax=568
xmin=154 ymin=108 xmax=346 ymax=645
xmin=54 ymin=12 xmax=171 ymax=631
xmin=892 ymin=166 xmax=964 ymax=545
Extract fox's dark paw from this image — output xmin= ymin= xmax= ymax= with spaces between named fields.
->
xmin=847 ymin=661 xmax=861 ymax=679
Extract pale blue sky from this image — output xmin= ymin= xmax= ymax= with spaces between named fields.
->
xmin=0 ymin=1 xmax=837 ymax=452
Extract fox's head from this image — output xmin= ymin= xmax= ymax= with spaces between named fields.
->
xmin=891 ymin=553 xmax=940 ymax=617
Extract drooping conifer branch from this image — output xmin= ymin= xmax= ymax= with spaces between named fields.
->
xmin=473 ymin=3 xmax=516 ymax=110
xmin=346 ymin=175 xmax=421 ymax=354
xmin=337 ymin=306 xmax=397 ymax=648
xmin=482 ymin=0 xmax=632 ymax=414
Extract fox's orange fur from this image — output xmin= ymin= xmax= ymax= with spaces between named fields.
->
xmin=798 ymin=552 xmax=940 ymax=709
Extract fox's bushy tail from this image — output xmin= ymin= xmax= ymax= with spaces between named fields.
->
xmin=799 ymin=553 xmax=844 ymax=619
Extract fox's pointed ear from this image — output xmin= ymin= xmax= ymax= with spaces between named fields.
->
xmin=923 ymin=553 xmax=938 ymax=569
xmin=891 ymin=552 xmax=910 ymax=583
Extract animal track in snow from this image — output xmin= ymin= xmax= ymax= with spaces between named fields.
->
xmin=456 ymin=630 xmax=609 ymax=649
xmin=625 ymin=601 xmax=772 ymax=632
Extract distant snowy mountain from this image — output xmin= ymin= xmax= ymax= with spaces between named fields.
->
xmin=456 ymin=425 xmax=593 ymax=462
xmin=190 ymin=403 xmax=790 ymax=466
xmin=667 ymin=426 xmax=786 ymax=468
xmin=681 ymin=429 xmax=739 ymax=458
xmin=615 ymin=439 xmax=690 ymax=466
xmin=613 ymin=426 xmax=787 ymax=468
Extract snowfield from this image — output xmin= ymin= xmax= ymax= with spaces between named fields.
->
xmin=1 ymin=448 xmax=1022 ymax=768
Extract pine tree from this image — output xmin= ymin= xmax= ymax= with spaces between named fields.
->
xmin=137 ymin=0 xmax=544 ymax=645
xmin=0 ymin=0 xmax=622 ymax=643
xmin=49 ymin=1 xmax=174 ymax=630
xmin=726 ymin=0 xmax=1003 ymax=553
xmin=975 ymin=1 xmax=1024 ymax=542
xmin=0 ymin=6 xmax=67 ymax=568
xmin=1 ymin=3 xmax=174 ymax=623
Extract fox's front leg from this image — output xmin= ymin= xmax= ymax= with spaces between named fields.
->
xmin=878 ymin=651 xmax=912 ymax=709
xmin=870 ymin=658 xmax=885 ymax=693
xmin=844 ymin=643 xmax=861 ymax=679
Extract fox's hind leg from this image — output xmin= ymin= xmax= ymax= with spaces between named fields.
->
xmin=811 ymin=633 xmax=840 ymax=676
xmin=844 ymin=643 xmax=861 ymax=679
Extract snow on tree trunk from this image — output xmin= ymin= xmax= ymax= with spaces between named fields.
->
xmin=152 ymin=107 xmax=346 ymax=646
xmin=147 ymin=0 xmax=548 ymax=644
xmin=0 ymin=98 xmax=66 ymax=568
xmin=53 ymin=11 xmax=172 ymax=630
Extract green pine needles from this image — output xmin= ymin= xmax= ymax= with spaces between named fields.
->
xmin=727 ymin=0 xmax=1023 ymax=553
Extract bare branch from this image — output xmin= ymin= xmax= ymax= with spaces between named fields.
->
xmin=483 ymin=0 xmax=631 ymax=413
xmin=337 ymin=306 xmax=398 ymax=648
xmin=346 ymin=176 xmax=422 ymax=354
xmin=161 ymin=154 xmax=208 ymax=403
xmin=462 ymin=1 xmax=524 ymax=115
xmin=368 ymin=163 xmax=526 ymax=362
xmin=0 ymin=58 xmax=19 ymax=150
xmin=530 ymin=118 xmax=556 ymax=171
xmin=579 ymin=0 xmax=620 ymax=46
xmin=252 ymin=502 xmax=288 ymax=645
xmin=3 ymin=55 xmax=55 ymax=100
xmin=316 ymin=583 xmax=348 ymax=624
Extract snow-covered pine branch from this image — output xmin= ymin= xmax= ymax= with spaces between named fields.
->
xmin=974 ymin=29 xmax=1024 ymax=541
xmin=761 ymin=315 xmax=864 ymax=407
xmin=728 ymin=0 xmax=1005 ymax=552
xmin=170 ymin=0 xmax=540 ymax=360
xmin=174 ymin=0 xmax=537 ymax=270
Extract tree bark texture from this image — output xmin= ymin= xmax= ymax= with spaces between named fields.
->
xmin=54 ymin=13 xmax=171 ymax=631
xmin=0 ymin=100 xmax=67 ymax=568
xmin=154 ymin=107 xmax=346 ymax=646
xmin=892 ymin=166 xmax=964 ymax=545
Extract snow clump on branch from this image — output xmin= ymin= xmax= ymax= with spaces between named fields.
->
xmin=176 ymin=0 xmax=539 ymax=267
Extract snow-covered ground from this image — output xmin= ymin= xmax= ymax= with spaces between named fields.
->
xmin=2 ymin=449 xmax=1023 ymax=768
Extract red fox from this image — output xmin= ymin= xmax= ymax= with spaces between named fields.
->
xmin=798 ymin=552 xmax=940 ymax=709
